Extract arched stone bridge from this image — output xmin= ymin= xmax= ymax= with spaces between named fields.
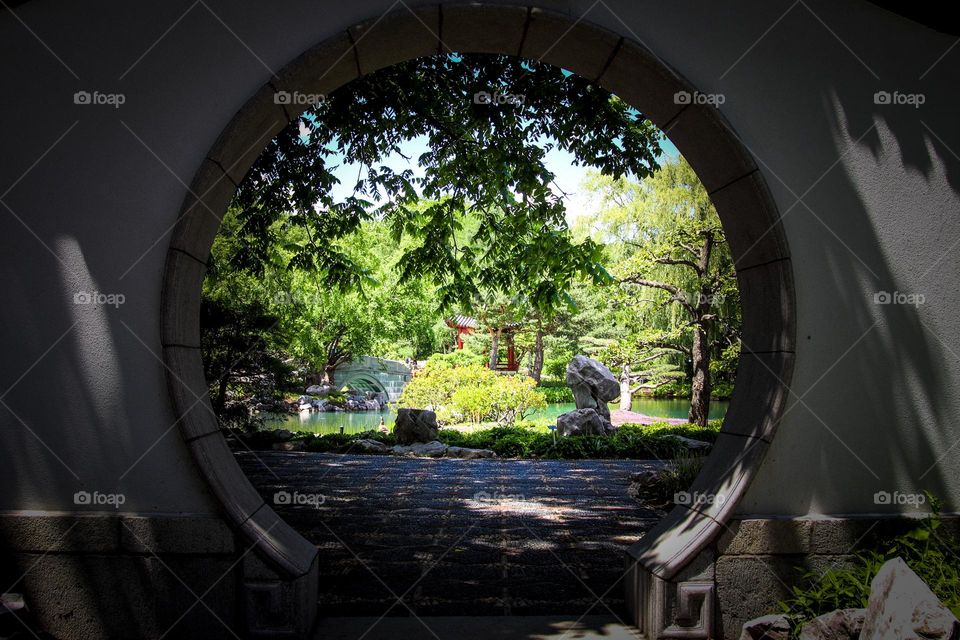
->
xmin=332 ymin=356 xmax=412 ymax=402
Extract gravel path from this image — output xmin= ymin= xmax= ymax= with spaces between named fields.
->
xmin=236 ymin=451 xmax=667 ymax=617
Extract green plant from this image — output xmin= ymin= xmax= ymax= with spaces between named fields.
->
xmin=655 ymin=453 xmax=705 ymax=503
xmin=778 ymin=494 xmax=960 ymax=636
xmin=538 ymin=381 xmax=575 ymax=403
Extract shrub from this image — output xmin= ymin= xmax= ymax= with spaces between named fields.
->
xmin=622 ymin=421 xmax=722 ymax=444
xmin=401 ymin=362 xmax=545 ymax=425
xmin=544 ymin=352 xmax=573 ymax=380
xmin=428 ymin=349 xmax=487 ymax=368
xmin=488 ymin=375 xmax=547 ymax=423
xmin=538 ymin=381 xmax=574 ymax=403
xmin=652 ymin=453 xmax=705 ymax=503
xmin=399 ymin=361 xmax=496 ymax=423
xmin=653 ymin=380 xmax=691 ymax=398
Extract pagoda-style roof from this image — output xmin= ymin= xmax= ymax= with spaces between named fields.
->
xmin=447 ymin=314 xmax=479 ymax=329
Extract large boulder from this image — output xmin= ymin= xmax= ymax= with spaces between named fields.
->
xmin=394 ymin=408 xmax=439 ymax=444
xmin=739 ymin=614 xmax=790 ymax=639
xmin=860 ymin=557 xmax=960 ymax=640
xmin=798 ymin=608 xmax=864 ymax=639
xmin=566 ymin=355 xmax=620 ymax=421
xmin=556 ymin=407 xmax=614 ymax=436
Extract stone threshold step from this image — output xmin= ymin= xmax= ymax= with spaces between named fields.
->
xmin=313 ymin=615 xmax=643 ymax=639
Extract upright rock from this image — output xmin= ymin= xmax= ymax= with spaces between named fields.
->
xmin=559 ymin=355 xmax=620 ymax=434
xmin=566 ymin=355 xmax=620 ymax=419
xmin=860 ymin=557 xmax=960 ymax=640
xmin=394 ymin=408 xmax=439 ymax=445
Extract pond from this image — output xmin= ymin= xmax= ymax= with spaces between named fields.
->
xmin=262 ymin=398 xmax=729 ymax=435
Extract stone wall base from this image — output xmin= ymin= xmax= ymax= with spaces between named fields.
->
xmin=0 ymin=511 xmax=317 ymax=639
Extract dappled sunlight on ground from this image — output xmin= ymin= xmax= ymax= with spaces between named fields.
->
xmin=236 ymin=451 xmax=667 ymax=616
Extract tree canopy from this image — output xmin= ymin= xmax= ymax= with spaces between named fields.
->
xmin=230 ymin=53 xmax=663 ymax=313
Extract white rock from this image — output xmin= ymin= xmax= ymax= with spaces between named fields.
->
xmin=860 ymin=557 xmax=960 ymax=640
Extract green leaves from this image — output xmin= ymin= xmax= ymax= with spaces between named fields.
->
xmin=232 ymin=53 xmax=662 ymax=315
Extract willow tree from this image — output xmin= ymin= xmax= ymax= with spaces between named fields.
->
xmin=228 ymin=53 xmax=663 ymax=320
xmin=585 ymin=157 xmax=740 ymax=426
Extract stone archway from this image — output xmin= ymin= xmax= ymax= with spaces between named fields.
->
xmin=160 ymin=4 xmax=794 ymax=636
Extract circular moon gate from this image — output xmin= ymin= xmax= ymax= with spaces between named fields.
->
xmin=160 ymin=4 xmax=794 ymax=635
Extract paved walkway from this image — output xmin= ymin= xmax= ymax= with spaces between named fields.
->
xmin=313 ymin=616 xmax=643 ymax=639
xmin=236 ymin=452 xmax=665 ymax=618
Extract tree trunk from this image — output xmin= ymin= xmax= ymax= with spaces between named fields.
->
xmin=688 ymin=327 xmax=711 ymax=427
xmin=489 ymin=328 xmax=501 ymax=369
xmin=619 ymin=364 xmax=633 ymax=411
xmin=324 ymin=365 xmax=336 ymax=386
xmin=530 ymin=328 xmax=544 ymax=382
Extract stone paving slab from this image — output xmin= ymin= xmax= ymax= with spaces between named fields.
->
xmin=236 ymin=451 xmax=665 ymax=617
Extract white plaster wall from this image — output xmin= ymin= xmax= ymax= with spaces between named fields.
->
xmin=0 ymin=0 xmax=957 ymax=517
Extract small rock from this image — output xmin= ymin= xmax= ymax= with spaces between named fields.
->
xmin=354 ymin=439 xmax=389 ymax=454
xmin=668 ymin=435 xmax=712 ymax=451
xmin=740 ymin=613 xmax=790 ymax=640
xmin=306 ymin=384 xmax=334 ymax=396
xmin=271 ymin=441 xmax=304 ymax=451
xmin=272 ymin=429 xmax=293 ymax=442
xmin=860 ymin=557 xmax=960 ymax=640
xmin=446 ymin=446 xmax=496 ymax=459
xmin=799 ymin=608 xmax=865 ymax=639
xmin=392 ymin=440 xmax=448 ymax=458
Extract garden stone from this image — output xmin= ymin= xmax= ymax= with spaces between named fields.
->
xmin=798 ymin=608 xmax=864 ymax=639
xmin=393 ymin=440 xmax=447 ymax=457
xmin=669 ymin=435 xmax=713 ymax=452
xmin=739 ymin=613 xmax=790 ymax=639
xmin=566 ymin=355 xmax=620 ymax=421
xmin=446 ymin=446 xmax=496 ymax=459
xmin=272 ymin=429 xmax=293 ymax=442
xmin=305 ymin=384 xmax=334 ymax=396
xmin=394 ymin=408 xmax=439 ymax=444
xmin=272 ymin=441 xmax=305 ymax=452
xmin=354 ymin=439 xmax=390 ymax=454
xmin=556 ymin=407 xmax=614 ymax=436
xmin=860 ymin=557 xmax=960 ymax=640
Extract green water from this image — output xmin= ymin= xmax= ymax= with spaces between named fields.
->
xmin=263 ymin=398 xmax=728 ymax=435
